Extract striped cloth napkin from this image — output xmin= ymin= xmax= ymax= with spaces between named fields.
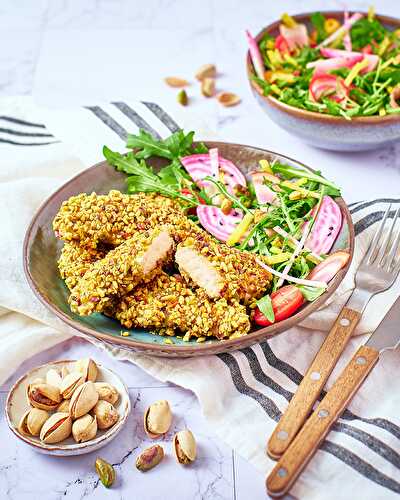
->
xmin=1 ymin=96 xmax=400 ymax=499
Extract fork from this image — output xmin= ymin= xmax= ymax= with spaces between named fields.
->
xmin=267 ymin=204 xmax=400 ymax=459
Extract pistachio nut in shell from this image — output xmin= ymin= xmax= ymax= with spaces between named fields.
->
xmin=144 ymin=400 xmax=172 ymax=438
xmin=46 ymin=368 xmax=62 ymax=389
xmin=18 ymin=408 xmax=49 ymax=437
xmin=27 ymin=383 xmax=61 ymax=411
xmin=94 ymin=382 xmax=119 ymax=405
xmin=72 ymin=414 xmax=97 ymax=443
xmin=173 ymin=429 xmax=197 ymax=464
xmin=195 ymin=63 xmax=216 ymax=81
xmin=60 ymin=371 xmax=85 ymax=399
xmin=69 ymin=381 xmax=99 ymax=419
xmin=95 ymin=458 xmax=115 ymax=488
xmin=74 ymin=358 xmax=98 ymax=382
xmin=92 ymin=400 xmax=119 ymax=430
xmin=57 ymin=399 xmax=70 ymax=413
xmin=136 ymin=445 xmax=164 ymax=472
xmin=40 ymin=412 xmax=72 ymax=444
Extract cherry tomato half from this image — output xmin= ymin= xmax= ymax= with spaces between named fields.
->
xmin=254 ymin=285 xmax=304 ymax=327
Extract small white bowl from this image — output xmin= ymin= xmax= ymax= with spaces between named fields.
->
xmin=5 ymin=359 xmax=131 ymax=456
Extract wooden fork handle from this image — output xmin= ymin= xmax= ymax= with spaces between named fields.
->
xmin=266 ymin=344 xmax=379 ymax=498
xmin=267 ymin=307 xmax=361 ymax=459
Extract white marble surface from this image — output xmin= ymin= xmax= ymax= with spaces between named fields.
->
xmin=0 ymin=0 xmax=399 ymax=499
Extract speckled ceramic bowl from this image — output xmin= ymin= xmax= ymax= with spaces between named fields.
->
xmin=23 ymin=142 xmax=354 ymax=357
xmin=6 ymin=360 xmax=131 ymax=456
xmin=247 ymin=12 xmax=400 ymax=151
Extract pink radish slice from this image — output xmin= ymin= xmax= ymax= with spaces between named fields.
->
xmin=307 ymin=251 xmax=350 ymax=283
xmin=317 ymin=12 xmax=363 ymax=49
xmin=319 ymin=48 xmax=379 ymax=73
xmin=279 ymin=24 xmax=309 ymax=51
xmin=246 ymin=30 xmax=265 ymax=80
xmin=390 ymin=87 xmax=400 ymax=108
xmin=343 ymin=11 xmax=352 ymax=51
xmin=305 ymin=196 xmax=342 ymax=254
xmin=250 ymin=172 xmax=277 ymax=204
xmin=180 ymin=154 xmax=246 ymax=195
xmin=307 ymin=55 xmax=363 ymax=76
xmin=309 ymin=75 xmax=349 ymax=102
xmin=197 ymin=205 xmax=243 ymax=242
xmin=209 ymin=148 xmax=219 ymax=179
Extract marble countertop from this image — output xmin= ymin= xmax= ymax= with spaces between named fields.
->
xmin=0 ymin=0 xmax=399 ymax=499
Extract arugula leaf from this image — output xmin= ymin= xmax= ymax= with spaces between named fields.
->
xmin=297 ymin=285 xmax=325 ymax=301
xmin=310 ymin=12 xmax=326 ymax=43
xmin=271 ymin=162 xmax=340 ymax=192
xmin=252 ymin=76 xmax=272 ymax=96
xmin=103 ymin=146 xmax=155 ymax=178
xmin=350 ymin=18 xmax=386 ymax=50
xmin=256 ymin=295 xmax=275 ymax=323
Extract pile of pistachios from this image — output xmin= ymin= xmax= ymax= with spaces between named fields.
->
xmin=18 ymin=358 xmax=120 ymax=445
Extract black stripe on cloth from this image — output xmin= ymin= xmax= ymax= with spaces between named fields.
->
xmin=354 ymin=209 xmax=400 ymax=237
xmin=112 ymin=102 xmax=162 ymax=139
xmin=348 ymin=200 xmax=364 ymax=208
xmin=0 ymin=138 xmax=59 ymax=146
xmin=351 ymin=198 xmax=400 ymax=215
xmin=218 ymin=352 xmax=400 ymax=494
xmin=240 ymin=347 xmax=400 ymax=470
xmin=0 ymin=115 xmax=46 ymax=128
xmin=0 ymin=127 xmax=53 ymax=138
xmin=261 ymin=343 xmax=400 ymax=440
xmin=85 ymin=106 xmax=127 ymax=140
xmin=141 ymin=102 xmax=180 ymax=132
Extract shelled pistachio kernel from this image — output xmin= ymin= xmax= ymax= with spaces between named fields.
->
xmin=136 ymin=445 xmax=164 ymax=472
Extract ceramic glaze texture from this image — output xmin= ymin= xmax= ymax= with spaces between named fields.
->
xmin=24 ymin=142 xmax=354 ymax=357
xmin=248 ymin=12 xmax=400 ymax=152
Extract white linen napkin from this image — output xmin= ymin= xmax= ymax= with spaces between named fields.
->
xmin=1 ymin=96 xmax=400 ymax=500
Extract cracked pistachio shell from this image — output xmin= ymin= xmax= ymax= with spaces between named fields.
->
xmin=57 ymin=399 xmax=71 ymax=413
xmin=61 ymin=365 xmax=70 ymax=378
xmin=46 ymin=369 xmax=62 ymax=389
xmin=72 ymin=414 xmax=97 ymax=443
xmin=173 ymin=429 xmax=197 ymax=465
xmin=40 ymin=412 xmax=72 ymax=444
xmin=136 ymin=445 xmax=164 ymax=472
xmin=27 ymin=383 xmax=61 ymax=411
xmin=69 ymin=381 xmax=99 ymax=419
xmin=18 ymin=408 xmax=49 ymax=437
xmin=60 ymin=371 xmax=85 ymax=399
xmin=92 ymin=400 xmax=119 ymax=430
xmin=144 ymin=400 xmax=172 ymax=438
xmin=94 ymin=382 xmax=119 ymax=405
xmin=74 ymin=358 xmax=98 ymax=382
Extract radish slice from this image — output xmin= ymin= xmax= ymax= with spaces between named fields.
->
xmin=390 ymin=86 xmax=400 ymax=108
xmin=307 ymin=251 xmax=350 ymax=283
xmin=246 ymin=30 xmax=265 ymax=80
xmin=320 ymin=48 xmax=379 ymax=73
xmin=307 ymin=55 xmax=363 ymax=76
xmin=279 ymin=23 xmax=309 ymax=51
xmin=196 ymin=205 xmax=243 ymax=242
xmin=180 ymin=154 xmax=246 ymax=195
xmin=305 ymin=196 xmax=342 ymax=254
xmin=255 ymin=259 xmax=327 ymax=288
xmin=343 ymin=11 xmax=352 ymax=51
xmin=309 ymin=74 xmax=349 ymax=102
xmin=209 ymin=148 xmax=219 ymax=179
xmin=250 ymin=172 xmax=278 ymax=204
xmin=316 ymin=12 xmax=363 ymax=49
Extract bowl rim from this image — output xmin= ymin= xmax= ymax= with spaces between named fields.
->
xmin=5 ymin=360 xmax=131 ymax=452
xmin=246 ymin=10 xmax=400 ymax=125
xmin=23 ymin=141 xmax=355 ymax=356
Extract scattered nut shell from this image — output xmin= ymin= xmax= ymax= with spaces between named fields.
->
xmin=201 ymin=77 xmax=216 ymax=97
xmin=27 ymin=383 xmax=61 ymax=411
xmin=217 ymin=92 xmax=241 ymax=107
xmin=72 ymin=414 xmax=97 ymax=443
xmin=136 ymin=445 xmax=164 ymax=472
xmin=69 ymin=381 xmax=99 ymax=419
xmin=46 ymin=369 xmax=62 ymax=389
xmin=60 ymin=371 xmax=85 ymax=399
xmin=94 ymin=382 xmax=119 ymax=405
xmin=95 ymin=458 xmax=115 ymax=488
xmin=92 ymin=400 xmax=119 ymax=430
xmin=40 ymin=412 xmax=72 ymax=444
xmin=74 ymin=358 xmax=98 ymax=382
xmin=177 ymin=89 xmax=188 ymax=106
xmin=18 ymin=408 xmax=49 ymax=437
xmin=173 ymin=429 xmax=197 ymax=465
xmin=144 ymin=400 xmax=172 ymax=438
xmin=195 ymin=63 xmax=216 ymax=81
xmin=165 ymin=77 xmax=189 ymax=88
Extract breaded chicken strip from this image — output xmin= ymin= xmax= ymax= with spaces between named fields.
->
xmin=69 ymin=228 xmax=174 ymax=315
xmin=53 ymin=190 xmax=189 ymax=248
xmin=175 ymin=237 xmax=272 ymax=304
xmin=115 ymin=272 xmax=250 ymax=340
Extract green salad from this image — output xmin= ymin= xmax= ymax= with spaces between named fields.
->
xmin=246 ymin=7 xmax=400 ymax=119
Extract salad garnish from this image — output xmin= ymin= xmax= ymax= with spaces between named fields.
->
xmin=105 ymin=129 xmax=349 ymax=327
xmin=247 ymin=8 xmax=400 ymax=118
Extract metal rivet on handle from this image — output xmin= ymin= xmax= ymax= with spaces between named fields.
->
xmin=277 ymin=467 xmax=288 ymax=478
xmin=340 ymin=318 xmax=350 ymax=327
xmin=310 ymin=371 xmax=321 ymax=381
xmin=356 ymin=356 xmax=367 ymax=365
xmin=318 ymin=409 xmax=329 ymax=418
xmin=277 ymin=430 xmax=288 ymax=441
